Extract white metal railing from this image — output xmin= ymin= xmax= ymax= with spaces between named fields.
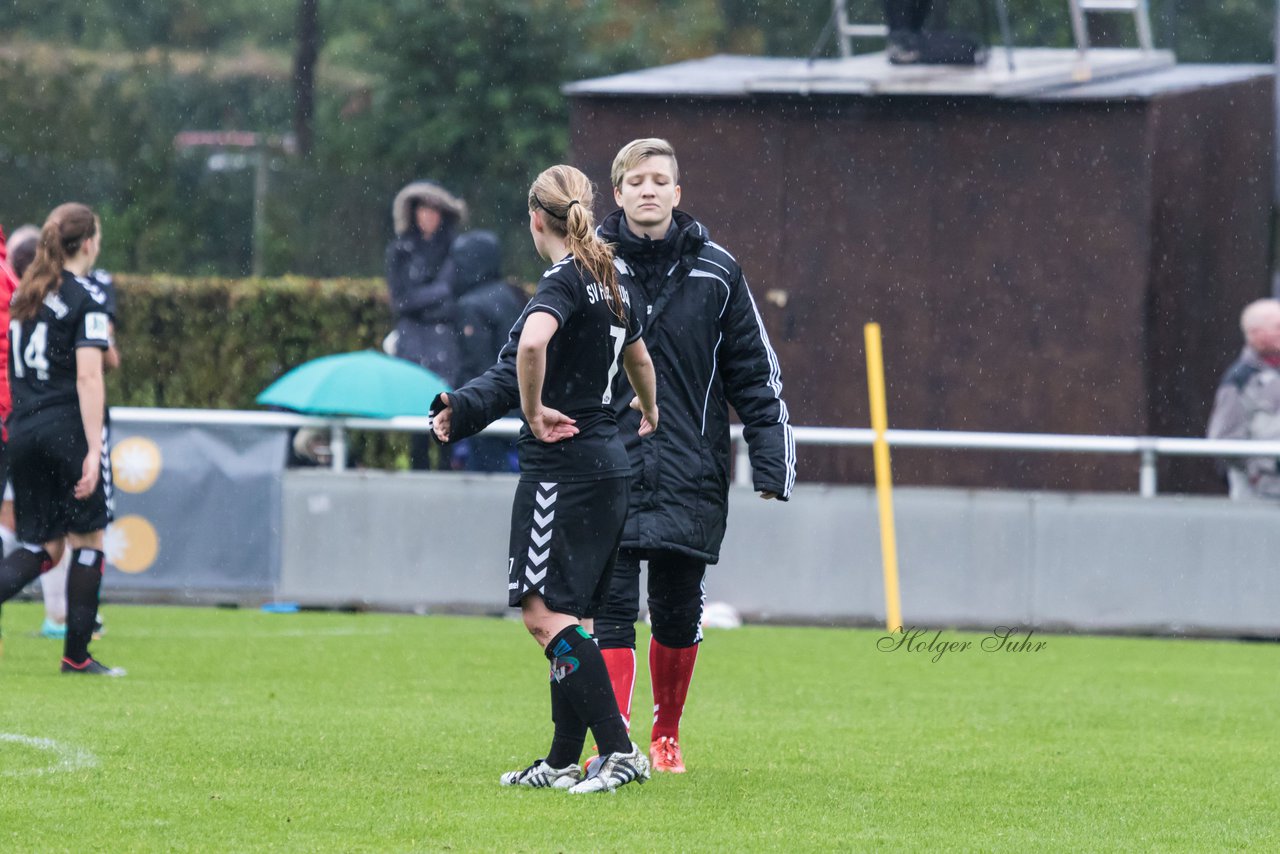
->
xmin=111 ymin=407 xmax=1279 ymax=498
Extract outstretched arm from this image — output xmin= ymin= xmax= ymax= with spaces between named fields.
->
xmin=430 ymin=314 xmax=524 ymax=443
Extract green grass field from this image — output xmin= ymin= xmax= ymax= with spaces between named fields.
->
xmin=1 ymin=603 xmax=1277 ymax=852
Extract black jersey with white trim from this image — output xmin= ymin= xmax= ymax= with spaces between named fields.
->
xmin=9 ymin=270 xmax=112 ymax=423
xmin=517 ymin=255 xmax=643 ymax=482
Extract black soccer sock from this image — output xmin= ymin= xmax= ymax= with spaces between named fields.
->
xmin=544 ymin=625 xmax=631 ymax=757
xmin=545 ymin=677 xmax=588 ymax=769
xmin=0 ymin=546 xmax=50 ymax=604
xmin=64 ymin=548 xmax=105 ymax=664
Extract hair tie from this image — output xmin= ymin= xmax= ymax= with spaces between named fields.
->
xmin=532 ymin=194 xmax=582 ymax=219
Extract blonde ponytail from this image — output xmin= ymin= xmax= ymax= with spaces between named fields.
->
xmin=529 ymin=165 xmax=625 ymax=322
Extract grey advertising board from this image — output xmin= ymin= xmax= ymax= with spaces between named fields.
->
xmin=103 ymin=421 xmax=287 ymax=595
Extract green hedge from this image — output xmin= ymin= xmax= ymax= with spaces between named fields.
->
xmin=108 ymin=274 xmax=418 ymax=467
xmin=109 ymin=274 xmax=390 ymax=408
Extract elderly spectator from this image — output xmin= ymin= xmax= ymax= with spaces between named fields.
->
xmin=1207 ymin=298 xmax=1280 ymax=499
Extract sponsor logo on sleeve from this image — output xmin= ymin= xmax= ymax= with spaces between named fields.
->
xmin=85 ymin=312 xmax=110 ymax=341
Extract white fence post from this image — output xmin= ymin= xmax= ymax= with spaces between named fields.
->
xmin=1139 ymin=444 xmax=1158 ymax=497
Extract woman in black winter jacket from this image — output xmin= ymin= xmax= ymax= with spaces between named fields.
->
xmin=385 ymin=181 xmax=467 ymax=385
xmin=386 ymin=181 xmax=467 ymax=469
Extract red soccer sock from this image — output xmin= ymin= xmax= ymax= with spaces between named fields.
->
xmin=649 ymin=638 xmax=699 ymax=742
xmin=600 ymin=647 xmax=636 ymax=730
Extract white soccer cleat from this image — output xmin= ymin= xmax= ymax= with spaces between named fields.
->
xmin=568 ymin=743 xmax=650 ymax=794
xmin=499 ymin=759 xmax=582 ymax=790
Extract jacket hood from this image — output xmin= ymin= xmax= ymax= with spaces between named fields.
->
xmin=451 ymin=230 xmax=503 ymax=294
xmin=392 ymin=181 xmax=468 ymax=236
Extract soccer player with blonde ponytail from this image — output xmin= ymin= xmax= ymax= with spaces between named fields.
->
xmin=435 ymin=164 xmax=659 ymax=792
xmin=528 ymin=165 xmax=628 ymax=323
xmin=434 ymin=141 xmax=795 ymax=775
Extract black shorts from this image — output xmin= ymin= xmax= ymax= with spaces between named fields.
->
xmin=508 ymin=476 xmax=629 ymax=618
xmin=9 ymin=414 xmax=113 ymax=545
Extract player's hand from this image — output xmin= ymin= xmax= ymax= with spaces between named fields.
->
xmin=759 ymin=491 xmax=777 ymax=500
xmin=75 ymin=450 xmax=101 ymax=500
xmin=432 ymin=393 xmax=452 ymax=442
xmin=630 ymin=397 xmax=659 ymax=437
xmin=527 ymin=407 xmax=578 ymax=443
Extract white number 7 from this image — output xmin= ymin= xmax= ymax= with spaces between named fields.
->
xmin=602 ymin=325 xmax=626 ymax=405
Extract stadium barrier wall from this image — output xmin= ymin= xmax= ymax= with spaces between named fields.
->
xmin=277 ymin=471 xmax=1280 ymax=637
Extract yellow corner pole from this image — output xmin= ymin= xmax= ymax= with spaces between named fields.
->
xmin=864 ymin=323 xmax=902 ymax=633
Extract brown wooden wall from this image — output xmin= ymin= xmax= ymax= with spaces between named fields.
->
xmin=568 ymin=78 xmax=1273 ymax=492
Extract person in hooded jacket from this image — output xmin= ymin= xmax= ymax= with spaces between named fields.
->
xmin=431 ymin=139 xmax=795 ymax=773
xmin=385 ymin=181 xmax=467 ymax=469
xmin=450 ymin=230 xmax=527 ymax=472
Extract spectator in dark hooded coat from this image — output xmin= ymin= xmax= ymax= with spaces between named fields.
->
xmin=385 ymin=181 xmax=467 ymax=383
xmin=385 ymin=180 xmax=467 ymax=469
xmin=450 ymin=230 xmax=526 ymax=472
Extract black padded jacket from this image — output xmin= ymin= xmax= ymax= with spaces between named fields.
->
xmin=434 ymin=209 xmax=794 ymax=563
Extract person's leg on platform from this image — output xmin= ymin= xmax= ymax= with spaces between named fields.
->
xmin=884 ymin=0 xmax=922 ymax=63
xmin=909 ymin=0 xmax=934 ymax=31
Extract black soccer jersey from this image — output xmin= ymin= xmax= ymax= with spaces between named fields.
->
xmin=9 ymin=270 xmax=112 ymax=423
xmin=517 ymin=255 xmax=643 ymax=482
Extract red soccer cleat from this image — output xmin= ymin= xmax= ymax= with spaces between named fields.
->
xmin=649 ymin=736 xmax=686 ymax=773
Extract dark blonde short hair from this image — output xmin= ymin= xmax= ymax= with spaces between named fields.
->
xmin=610 ymin=138 xmax=679 ymax=189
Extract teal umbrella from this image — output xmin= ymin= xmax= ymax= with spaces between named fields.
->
xmin=256 ymin=351 xmax=450 ymax=419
